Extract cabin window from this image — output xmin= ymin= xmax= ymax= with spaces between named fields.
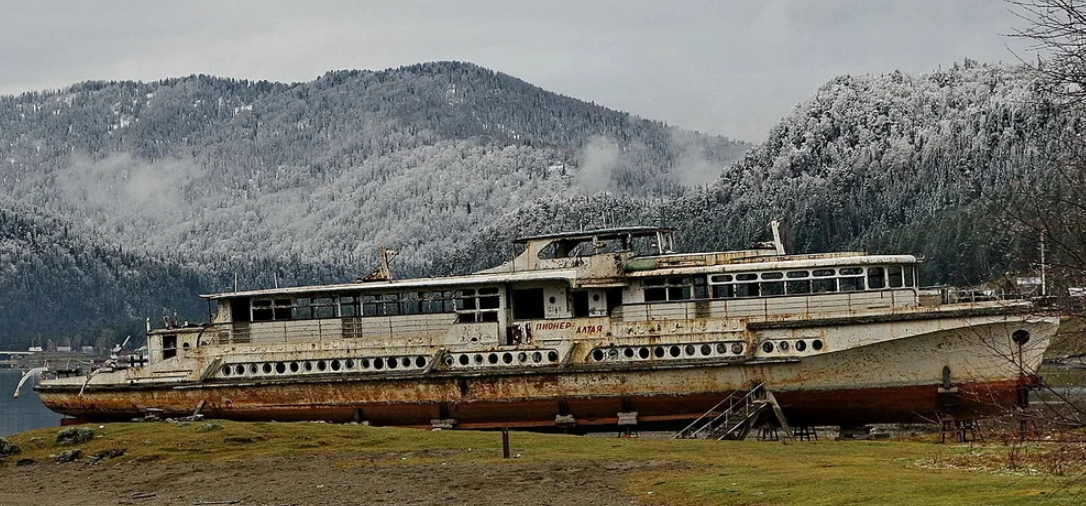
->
xmin=401 ymin=293 xmax=421 ymax=314
xmin=230 ymin=299 xmax=252 ymax=322
xmin=839 ymin=277 xmax=864 ymax=292
xmin=713 ymin=284 xmax=734 ymax=298
xmin=162 ymin=334 xmax=177 ymax=360
xmin=838 ymin=268 xmax=864 ymax=292
xmin=362 ymin=295 xmax=379 ymax=316
xmin=643 ymin=276 xmax=703 ymax=302
xmin=272 ymin=299 xmax=292 ymax=320
xmin=572 ymin=291 xmax=590 ymax=317
xmin=904 ymin=266 xmax=916 ymax=288
xmin=417 ymin=291 xmax=450 ymax=313
xmin=252 ymin=300 xmax=273 ymax=321
xmin=381 ymin=294 xmax=400 ymax=316
xmin=761 ymin=282 xmax=785 ymax=296
xmin=311 ymin=297 xmax=335 ymax=318
xmin=786 ymin=280 xmax=811 ymax=294
xmin=887 ymin=266 xmax=904 ymax=288
xmin=513 ymin=288 xmax=546 ymax=320
xmin=810 ymin=269 xmax=835 ymax=293
xmin=293 ymin=297 xmax=313 ymax=319
xmin=759 ymin=272 xmax=784 ymax=296
xmin=734 ymin=273 xmax=759 ymax=298
xmin=340 ymin=296 xmax=359 ymax=317
xmin=786 ymin=271 xmax=809 ymax=278
xmin=454 ymin=288 xmax=501 ymax=323
xmin=735 ymin=282 xmax=760 ymax=297
xmin=867 ymin=267 xmax=886 ymax=289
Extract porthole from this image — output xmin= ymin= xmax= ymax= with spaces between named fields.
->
xmin=304 ymin=361 xmax=313 ymax=372
xmin=654 ymin=346 xmax=665 ymax=358
xmin=289 ymin=362 xmax=300 ymax=373
xmin=547 ymin=351 xmax=559 ymax=362
xmin=762 ymin=342 xmax=774 ymax=353
xmin=532 ymin=351 xmax=543 ymax=363
xmin=221 ymin=365 xmax=232 ymax=376
xmin=669 ymin=346 xmax=681 ymax=358
xmin=473 ymin=354 xmax=483 ymax=364
xmin=458 ymin=355 xmax=469 ymax=366
xmin=700 ymin=344 xmax=712 ymax=356
xmin=812 ymin=339 xmax=824 ymax=351
xmin=488 ymin=353 xmax=499 ymax=364
xmin=275 ymin=362 xmax=286 ymax=374
xmin=638 ymin=347 xmax=649 ymax=359
xmin=445 ymin=355 xmax=455 ymax=366
xmin=387 ymin=357 xmax=397 ymax=369
xmin=795 ymin=340 xmax=807 ymax=352
xmin=592 ymin=349 xmax=604 ymax=361
xmin=374 ymin=358 xmax=385 ymax=370
xmin=345 ymin=359 xmax=355 ymax=370
xmin=331 ymin=360 xmax=341 ymax=371
xmin=233 ymin=364 xmax=245 ymax=375
xmin=779 ymin=341 xmax=790 ymax=352
xmin=549 ymin=296 xmax=557 ymax=303
xmin=623 ymin=348 xmax=635 ymax=358
xmin=517 ymin=352 xmax=527 ymax=362
xmin=249 ymin=363 xmax=259 ymax=374
xmin=685 ymin=345 xmax=696 ymax=356
xmin=316 ymin=360 xmax=327 ymax=372
xmin=402 ymin=357 xmax=412 ymax=367
xmin=607 ymin=348 xmax=618 ymax=358
xmin=502 ymin=352 xmax=513 ymax=364
xmin=716 ymin=343 xmax=727 ymax=354
xmin=592 ymin=294 xmax=600 ymax=301
xmin=416 ymin=356 xmax=427 ymax=368
xmin=731 ymin=343 xmax=743 ymax=354
xmin=361 ymin=358 xmax=371 ymax=369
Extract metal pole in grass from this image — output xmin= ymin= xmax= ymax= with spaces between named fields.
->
xmin=502 ymin=427 xmax=510 ymax=459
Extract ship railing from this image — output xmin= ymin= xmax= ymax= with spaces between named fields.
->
xmin=618 ymin=290 xmax=916 ymax=323
xmin=203 ymin=315 xmax=464 ymax=345
xmin=673 ymin=381 xmax=766 ymax=439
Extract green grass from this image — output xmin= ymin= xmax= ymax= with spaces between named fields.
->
xmin=3 ymin=421 xmax=1083 ymax=505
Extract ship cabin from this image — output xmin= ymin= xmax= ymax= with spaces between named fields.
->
xmin=145 ymin=227 xmax=920 ymax=362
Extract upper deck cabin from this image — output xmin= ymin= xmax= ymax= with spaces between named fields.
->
xmin=196 ymin=227 xmax=920 ymax=332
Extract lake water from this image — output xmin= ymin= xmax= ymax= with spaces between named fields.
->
xmin=0 ymin=369 xmax=64 ymax=437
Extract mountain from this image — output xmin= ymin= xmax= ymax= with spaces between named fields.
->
xmin=0 ymin=61 xmax=749 ymax=271
xmin=0 ymin=61 xmax=750 ymax=346
xmin=434 ymin=61 xmax=1072 ymax=287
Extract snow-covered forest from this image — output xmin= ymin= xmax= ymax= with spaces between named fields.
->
xmin=0 ymin=60 xmax=1073 ymax=347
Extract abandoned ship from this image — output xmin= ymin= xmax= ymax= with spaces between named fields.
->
xmin=33 ymin=225 xmax=1058 ymax=431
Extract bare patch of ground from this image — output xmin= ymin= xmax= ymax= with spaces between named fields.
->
xmin=0 ymin=452 xmax=682 ymax=506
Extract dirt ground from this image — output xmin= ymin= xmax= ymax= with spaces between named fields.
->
xmin=0 ymin=452 xmax=682 ymax=506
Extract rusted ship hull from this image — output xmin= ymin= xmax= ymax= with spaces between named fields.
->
xmin=37 ymin=313 xmax=1056 ymax=429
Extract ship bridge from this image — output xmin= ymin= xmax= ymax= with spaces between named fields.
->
xmin=479 ymin=226 xmax=676 ymax=279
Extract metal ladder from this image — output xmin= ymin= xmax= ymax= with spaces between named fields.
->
xmin=673 ymin=382 xmax=792 ymax=442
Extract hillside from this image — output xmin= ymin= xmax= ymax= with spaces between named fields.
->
xmin=0 ymin=61 xmax=748 ymax=270
xmin=436 ymin=62 xmax=1071 ymax=287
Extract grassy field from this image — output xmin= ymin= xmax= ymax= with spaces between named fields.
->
xmin=3 ymin=421 xmax=1084 ymax=505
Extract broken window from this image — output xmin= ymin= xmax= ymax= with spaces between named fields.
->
xmin=643 ymin=276 xmax=703 ymax=302
xmin=513 ymin=288 xmax=546 ymax=320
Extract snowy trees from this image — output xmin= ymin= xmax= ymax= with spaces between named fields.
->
xmin=997 ymin=0 xmax=1086 ymax=291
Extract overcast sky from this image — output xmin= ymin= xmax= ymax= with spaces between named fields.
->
xmin=0 ymin=0 xmax=1036 ymax=141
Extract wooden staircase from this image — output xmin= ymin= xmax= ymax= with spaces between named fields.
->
xmin=673 ymin=383 xmax=792 ymax=442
